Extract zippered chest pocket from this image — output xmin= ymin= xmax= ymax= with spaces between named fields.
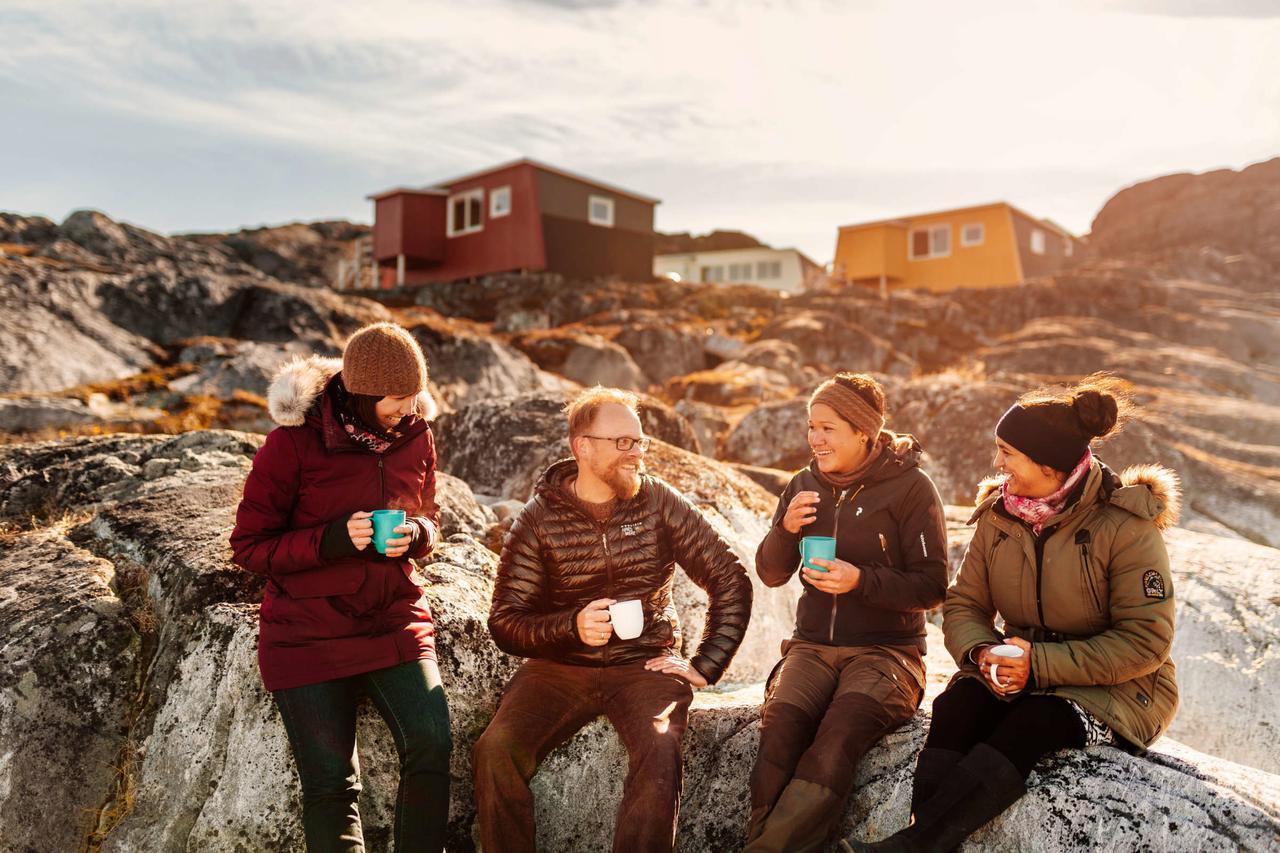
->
xmin=1075 ymin=529 xmax=1107 ymax=617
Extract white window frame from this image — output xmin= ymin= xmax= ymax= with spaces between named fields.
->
xmin=1030 ymin=229 xmax=1046 ymax=255
xmin=447 ymin=188 xmax=485 ymax=237
xmin=960 ymin=223 xmax=985 ymax=247
xmin=489 ymin=185 xmax=511 ymax=219
xmin=909 ymin=224 xmax=951 ymax=260
xmin=1064 ymin=238 xmax=1074 ymax=257
xmin=588 ymin=194 xmax=615 ymax=227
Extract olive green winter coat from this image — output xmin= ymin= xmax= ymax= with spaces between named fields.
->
xmin=943 ymin=460 xmax=1181 ymax=749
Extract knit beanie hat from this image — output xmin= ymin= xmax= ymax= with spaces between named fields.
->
xmin=809 ymin=378 xmax=886 ymax=438
xmin=341 ymin=322 xmax=428 ymax=397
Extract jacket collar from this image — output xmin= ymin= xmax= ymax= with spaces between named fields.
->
xmin=806 ymin=431 xmax=924 ymax=490
xmin=534 ymin=457 xmax=649 ymax=515
xmin=968 ymin=458 xmax=1181 ymax=532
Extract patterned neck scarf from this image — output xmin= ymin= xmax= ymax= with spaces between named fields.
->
xmin=1001 ymin=449 xmax=1092 ymax=535
xmin=330 ymin=377 xmax=403 ymax=454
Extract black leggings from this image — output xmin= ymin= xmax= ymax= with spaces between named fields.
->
xmin=925 ymin=677 xmax=1086 ymax=778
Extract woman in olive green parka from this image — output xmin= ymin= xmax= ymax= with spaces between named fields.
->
xmin=847 ymin=374 xmax=1181 ymax=853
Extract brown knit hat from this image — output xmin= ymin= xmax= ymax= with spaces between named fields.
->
xmin=341 ymin=322 xmax=428 ymax=397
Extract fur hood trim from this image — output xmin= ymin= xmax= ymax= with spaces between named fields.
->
xmin=969 ymin=462 xmax=1181 ymax=529
xmin=266 ymin=355 xmax=437 ymax=427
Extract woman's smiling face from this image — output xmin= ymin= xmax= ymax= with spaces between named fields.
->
xmin=808 ymin=402 xmax=870 ymax=475
xmin=993 ymin=437 xmax=1064 ymax=498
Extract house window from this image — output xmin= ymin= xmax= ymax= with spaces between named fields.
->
xmin=447 ymin=188 xmax=484 ymax=237
xmin=728 ymin=262 xmax=755 ymax=280
xmin=1064 ymin=238 xmax=1074 ymax=257
xmin=490 ymin=185 xmax=511 ymax=219
xmin=1030 ymin=229 xmax=1046 ymax=255
xmin=588 ymin=195 xmax=615 ymax=227
xmin=700 ymin=265 xmax=725 ymax=283
xmin=909 ymin=224 xmax=950 ymax=260
xmin=757 ymin=260 xmax=782 ymax=278
xmin=960 ymin=223 xmax=984 ymax=247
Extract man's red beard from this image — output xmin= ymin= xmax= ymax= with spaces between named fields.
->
xmin=600 ymin=457 xmax=644 ymax=499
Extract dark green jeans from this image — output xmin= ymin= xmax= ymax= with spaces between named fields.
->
xmin=274 ymin=658 xmax=452 ymax=853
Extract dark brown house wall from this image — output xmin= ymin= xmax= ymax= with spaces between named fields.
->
xmin=533 ymin=169 xmax=655 ymax=233
xmin=1011 ymin=212 xmax=1075 ymax=279
xmin=541 ymin=214 xmax=655 ymax=281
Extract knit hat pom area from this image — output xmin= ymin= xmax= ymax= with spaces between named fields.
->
xmin=341 ymin=322 xmax=429 ymax=397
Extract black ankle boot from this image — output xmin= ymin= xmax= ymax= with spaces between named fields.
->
xmin=841 ymin=743 xmax=1026 ymax=853
xmin=910 ymin=748 xmax=964 ymax=819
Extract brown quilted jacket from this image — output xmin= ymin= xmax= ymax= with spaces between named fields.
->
xmin=489 ymin=459 xmax=753 ymax=684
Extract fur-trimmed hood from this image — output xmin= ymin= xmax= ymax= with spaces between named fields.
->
xmin=266 ymin=355 xmax=438 ymax=427
xmin=971 ymin=461 xmax=1181 ymax=531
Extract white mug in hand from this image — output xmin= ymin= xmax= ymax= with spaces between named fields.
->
xmin=988 ymin=643 xmax=1024 ymax=684
xmin=608 ymin=600 xmax=644 ymax=640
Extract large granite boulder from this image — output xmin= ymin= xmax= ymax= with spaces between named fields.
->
xmin=0 ymin=527 xmax=139 ymax=853
xmin=1089 ymin=157 xmax=1280 ymax=265
xmin=512 ymin=329 xmax=649 ymax=392
xmin=531 ymin=690 xmax=1280 ymax=852
xmin=2 ymin=433 xmax=1280 ymax=851
xmin=404 ymin=313 xmax=576 ymax=411
xmin=722 ymin=397 xmax=810 ymax=470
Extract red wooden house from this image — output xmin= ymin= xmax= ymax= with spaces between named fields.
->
xmin=359 ymin=159 xmax=660 ymax=289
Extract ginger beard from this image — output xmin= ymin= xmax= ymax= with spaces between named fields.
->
xmin=592 ymin=454 xmax=645 ymax=499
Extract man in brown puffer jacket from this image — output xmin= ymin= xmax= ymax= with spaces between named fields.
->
xmin=472 ymin=387 xmax=754 ymax=853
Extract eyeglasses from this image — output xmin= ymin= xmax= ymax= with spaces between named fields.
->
xmin=581 ymin=435 xmax=651 ymax=452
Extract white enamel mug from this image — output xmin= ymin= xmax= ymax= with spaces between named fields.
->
xmin=988 ymin=643 xmax=1024 ymax=684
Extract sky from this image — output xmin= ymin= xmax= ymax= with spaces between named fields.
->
xmin=2 ymin=0 xmax=1278 ymax=264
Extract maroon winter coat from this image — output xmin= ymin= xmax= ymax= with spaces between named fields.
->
xmin=230 ymin=356 xmax=441 ymax=691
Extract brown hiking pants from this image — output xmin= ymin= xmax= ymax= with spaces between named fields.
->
xmin=472 ymin=658 xmax=694 ymax=853
xmin=745 ymin=640 xmax=924 ymax=853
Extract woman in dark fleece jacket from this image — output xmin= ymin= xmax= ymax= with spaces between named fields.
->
xmin=230 ymin=323 xmax=451 ymax=853
xmin=745 ymin=373 xmax=949 ymax=853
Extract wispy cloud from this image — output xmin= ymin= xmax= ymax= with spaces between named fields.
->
xmin=1 ymin=0 xmax=1277 ymax=261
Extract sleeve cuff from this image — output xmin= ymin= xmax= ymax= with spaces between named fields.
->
xmin=320 ymin=515 xmax=361 ymax=561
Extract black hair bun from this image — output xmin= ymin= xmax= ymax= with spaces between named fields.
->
xmin=1072 ymin=388 xmax=1119 ymax=438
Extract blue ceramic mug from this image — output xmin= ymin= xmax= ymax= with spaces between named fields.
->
xmin=800 ymin=536 xmax=836 ymax=572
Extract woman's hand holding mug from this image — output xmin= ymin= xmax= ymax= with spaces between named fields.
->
xmin=979 ymin=637 xmax=1032 ymax=694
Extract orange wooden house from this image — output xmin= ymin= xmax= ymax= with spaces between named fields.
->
xmin=832 ymin=202 xmax=1082 ymax=293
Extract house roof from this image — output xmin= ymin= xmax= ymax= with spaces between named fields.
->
xmin=365 ymin=187 xmax=451 ymax=201
xmin=838 ymin=201 xmax=1077 ymax=239
xmin=370 ymin=158 xmax=660 ymax=206
xmin=656 ymin=245 xmax=820 ymax=268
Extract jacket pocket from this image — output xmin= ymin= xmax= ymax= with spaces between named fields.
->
xmin=275 ymin=562 xmax=367 ymax=599
xmin=1075 ymin=531 xmax=1105 ymax=617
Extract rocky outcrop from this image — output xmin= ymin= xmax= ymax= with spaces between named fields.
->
xmin=1089 ymin=157 xmax=1280 ymax=265
xmin=2 ymin=434 xmax=1280 ymax=851
xmin=169 ymin=339 xmax=313 ymax=399
xmin=0 ymin=210 xmax=390 ymax=395
xmin=531 ymin=690 xmax=1280 ymax=852
xmin=722 ymin=397 xmax=810 ymax=470
xmin=404 ymin=313 xmax=576 ymax=411
xmin=512 ymin=329 xmax=649 ymax=391
xmin=185 ymin=220 xmax=370 ymax=289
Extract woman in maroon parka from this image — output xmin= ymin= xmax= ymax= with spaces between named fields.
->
xmin=231 ymin=322 xmax=450 ymax=853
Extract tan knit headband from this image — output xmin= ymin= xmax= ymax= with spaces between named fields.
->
xmin=809 ymin=380 xmax=886 ymax=438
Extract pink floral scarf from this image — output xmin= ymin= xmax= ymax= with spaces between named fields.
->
xmin=1001 ymin=449 xmax=1093 ymax=535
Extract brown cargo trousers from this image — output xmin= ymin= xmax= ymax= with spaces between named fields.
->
xmin=745 ymin=640 xmax=924 ymax=853
xmin=472 ymin=658 xmax=694 ymax=853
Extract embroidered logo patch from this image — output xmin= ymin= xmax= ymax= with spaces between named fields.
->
xmin=1142 ymin=570 xmax=1166 ymax=600
xmin=855 ymin=506 xmax=864 ymax=516
xmin=620 ymin=523 xmax=643 ymax=538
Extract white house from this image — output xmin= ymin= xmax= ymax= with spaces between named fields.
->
xmin=654 ymin=246 xmax=821 ymax=293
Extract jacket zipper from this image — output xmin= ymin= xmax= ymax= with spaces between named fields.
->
xmin=377 ymin=456 xmax=385 ymax=503
xmin=1034 ymin=529 xmax=1048 ymax=629
xmin=1077 ymin=531 xmax=1103 ymax=613
xmin=601 ymin=529 xmax=613 ymax=664
xmin=828 ymin=488 xmax=850 ymax=643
